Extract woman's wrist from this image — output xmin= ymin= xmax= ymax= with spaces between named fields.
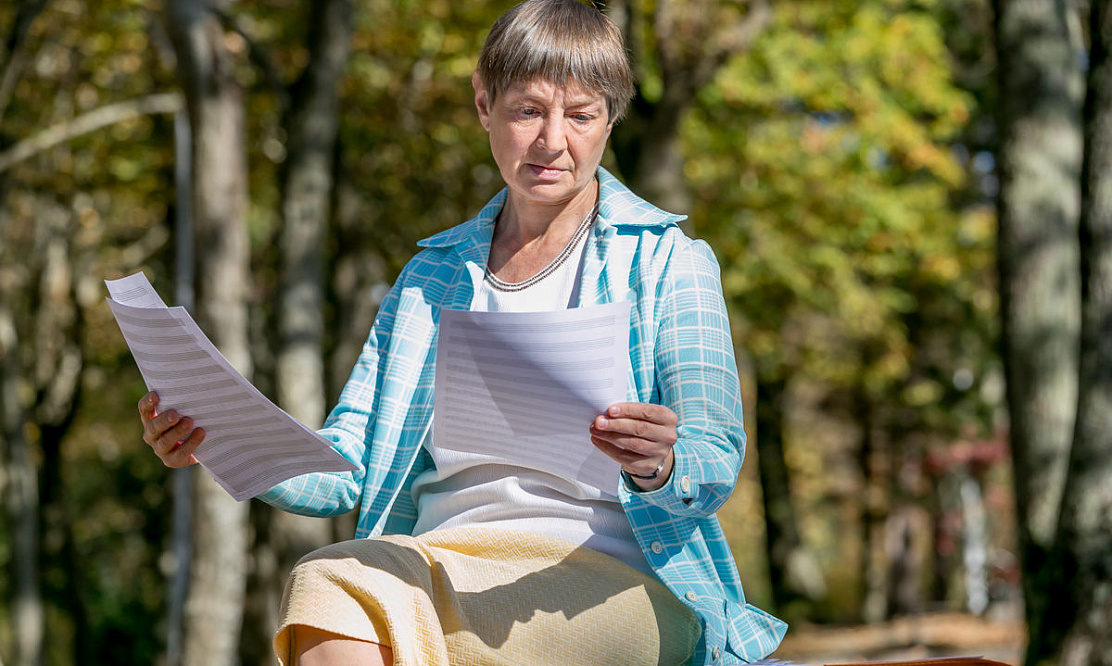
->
xmin=622 ymin=449 xmax=674 ymax=492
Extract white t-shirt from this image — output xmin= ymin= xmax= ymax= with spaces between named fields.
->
xmin=410 ymin=210 xmax=650 ymax=573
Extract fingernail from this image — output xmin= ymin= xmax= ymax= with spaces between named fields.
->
xmin=596 ymin=416 xmax=609 ymax=428
xmin=609 ymin=405 xmax=621 ymax=416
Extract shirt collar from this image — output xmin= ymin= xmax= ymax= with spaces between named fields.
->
xmin=416 ymin=166 xmax=686 ymax=252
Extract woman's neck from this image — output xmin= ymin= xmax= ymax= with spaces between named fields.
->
xmin=497 ymin=182 xmax=599 ymax=247
xmin=487 ymin=182 xmax=599 ymax=282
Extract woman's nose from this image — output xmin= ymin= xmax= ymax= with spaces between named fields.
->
xmin=536 ymin=116 xmax=567 ymax=153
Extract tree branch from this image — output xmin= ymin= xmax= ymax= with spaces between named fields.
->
xmin=697 ymin=0 xmax=770 ymax=89
xmin=208 ymin=4 xmax=290 ymax=113
xmin=601 ymin=0 xmax=645 ymax=79
xmin=0 ymin=92 xmax=183 ymax=173
xmin=656 ymin=0 xmax=770 ymax=103
xmin=116 ymin=223 xmax=172 ymax=269
xmin=0 ymin=0 xmax=52 ymax=129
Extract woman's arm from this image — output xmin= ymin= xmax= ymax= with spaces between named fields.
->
xmin=628 ymin=235 xmax=746 ymax=517
xmin=255 ymin=281 xmax=406 ymax=517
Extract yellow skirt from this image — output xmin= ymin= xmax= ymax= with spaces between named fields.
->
xmin=274 ymin=526 xmax=702 ymax=666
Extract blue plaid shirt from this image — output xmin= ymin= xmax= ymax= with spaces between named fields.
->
xmin=259 ymin=168 xmax=786 ymax=664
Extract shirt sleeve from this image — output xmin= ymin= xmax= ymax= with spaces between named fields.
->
xmin=627 ymin=234 xmax=745 ymax=517
xmin=254 ymin=280 xmax=404 ymax=517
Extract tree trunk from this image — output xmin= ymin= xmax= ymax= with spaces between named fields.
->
xmin=328 ymin=149 xmax=389 ymax=404
xmin=755 ymin=376 xmax=823 ymax=616
xmin=165 ymin=2 xmax=253 ymax=664
xmin=858 ymin=393 xmax=889 ymax=623
xmin=1033 ymin=2 xmax=1112 ymax=663
xmin=32 ymin=203 xmax=88 ymax=664
xmin=607 ymin=0 xmax=770 ymax=215
xmin=166 ymin=107 xmax=194 ymax=666
xmin=885 ymin=501 xmax=929 ymax=617
xmin=993 ymin=0 xmax=1083 ymax=638
xmin=611 ymin=96 xmax=690 ymax=214
xmin=270 ymin=0 xmax=355 ymax=590
xmin=0 ymin=172 xmax=38 ymax=666
xmin=241 ymin=4 xmax=356 ymax=661
xmin=0 ymin=297 xmax=42 ymax=666
xmin=958 ymin=474 xmax=989 ymax=616
xmin=1 ymin=184 xmax=91 ymax=666
xmin=276 ymin=0 xmax=353 ymax=429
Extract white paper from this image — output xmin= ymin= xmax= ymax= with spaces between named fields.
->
xmin=106 ymin=272 xmax=356 ymax=501
xmin=433 ymin=302 xmax=630 ymax=493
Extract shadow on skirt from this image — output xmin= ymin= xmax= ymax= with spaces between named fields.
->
xmin=274 ymin=526 xmax=703 ymax=666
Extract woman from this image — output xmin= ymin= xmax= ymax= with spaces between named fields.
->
xmin=140 ymin=0 xmax=786 ymax=663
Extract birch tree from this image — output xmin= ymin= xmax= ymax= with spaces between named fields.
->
xmin=992 ymin=0 xmax=1083 ymax=639
xmin=1030 ymin=1 xmax=1112 ymax=662
xmin=164 ymin=1 xmax=253 ymax=663
xmin=244 ymin=2 xmax=355 ymax=659
xmin=0 ymin=255 xmax=43 ymax=666
xmin=0 ymin=3 xmax=52 ymax=660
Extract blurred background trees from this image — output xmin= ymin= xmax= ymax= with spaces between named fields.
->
xmin=0 ymin=0 xmax=1106 ymax=664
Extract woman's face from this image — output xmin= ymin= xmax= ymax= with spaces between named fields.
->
xmin=474 ymin=73 xmax=613 ymax=211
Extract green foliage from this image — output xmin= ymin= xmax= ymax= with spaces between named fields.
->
xmin=1 ymin=1 xmax=178 ymax=663
xmin=687 ymin=0 xmax=998 ymax=614
xmin=0 ymin=0 xmax=1006 ymax=659
xmin=330 ymin=0 xmax=507 ymax=272
xmin=690 ymin=0 xmax=990 ymax=417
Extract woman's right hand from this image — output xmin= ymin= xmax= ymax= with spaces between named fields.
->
xmin=139 ymin=391 xmax=205 ymax=468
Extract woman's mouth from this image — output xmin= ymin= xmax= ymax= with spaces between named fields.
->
xmin=528 ymin=164 xmax=565 ymax=179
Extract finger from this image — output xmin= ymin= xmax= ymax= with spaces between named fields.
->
xmin=591 ymin=436 xmax=672 ymax=480
xmin=590 ymin=428 xmax=648 ymax=455
xmin=590 ymin=436 xmax=648 ymax=466
xmin=589 ymin=426 xmax=671 ymax=459
xmin=144 ymin=409 xmax=183 ymax=446
xmin=606 ymin=402 xmax=677 ymax=427
xmin=164 ymin=427 xmax=204 ymax=468
xmin=148 ymin=415 xmax=192 ymax=455
xmin=138 ymin=391 xmax=160 ymax=423
xmin=592 ymin=414 xmax=673 ymax=445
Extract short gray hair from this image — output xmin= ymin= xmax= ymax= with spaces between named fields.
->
xmin=477 ymin=0 xmax=635 ymax=122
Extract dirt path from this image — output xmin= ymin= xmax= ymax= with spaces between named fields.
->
xmin=771 ymin=612 xmax=1025 ymax=665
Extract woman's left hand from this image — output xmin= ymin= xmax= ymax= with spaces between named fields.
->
xmin=590 ymin=402 xmax=677 ymax=491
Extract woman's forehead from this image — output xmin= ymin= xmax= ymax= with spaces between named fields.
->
xmin=501 ymin=78 xmax=606 ymax=104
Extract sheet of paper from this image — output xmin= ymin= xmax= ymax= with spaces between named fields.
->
xmin=433 ymin=302 xmax=630 ymax=494
xmin=106 ymin=272 xmax=356 ymax=501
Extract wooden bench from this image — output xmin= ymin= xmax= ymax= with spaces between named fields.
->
xmin=825 ymin=658 xmax=1011 ymax=666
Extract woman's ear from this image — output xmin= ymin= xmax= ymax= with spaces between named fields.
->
xmin=473 ymin=71 xmax=491 ymax=131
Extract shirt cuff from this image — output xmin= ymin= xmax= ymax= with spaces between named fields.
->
xmin=620 ymin=439 xmax=697 ymax=511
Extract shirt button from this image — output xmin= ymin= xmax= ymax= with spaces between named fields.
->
xmin=685 ymin=591 xmax=698 ymax=602
xmin=650 ymin=541 xmax=664 ymax=555
xmin=680 ymin=476 xmax=691 ymax=493
xmin=712 ymin=646 xmax=721 ymax=661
